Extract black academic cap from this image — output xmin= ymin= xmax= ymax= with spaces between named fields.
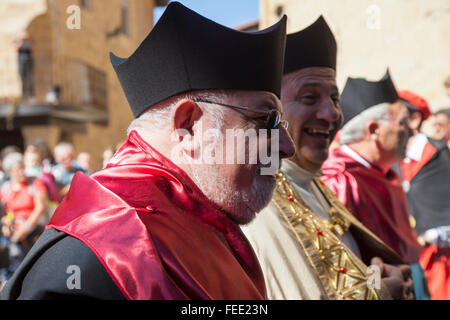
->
xmin=340 ymin=69 xmax=399 ymax=126
xmin=110 ymin=1 xmax=287 ymax=118
xmin=284 ymin=16 xmax=337 ymax=74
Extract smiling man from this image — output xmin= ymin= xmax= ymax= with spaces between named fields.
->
xmin=1 ymin=2 xmax=295 ymax=300
xmin=242 ymin=17 xmax=414 ymax=300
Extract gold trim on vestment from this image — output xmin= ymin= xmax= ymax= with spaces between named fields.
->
xmin=272 ymin=172 xmax=392 ymax=300
xmin=312 ymin=177 xmax=404 ymax=265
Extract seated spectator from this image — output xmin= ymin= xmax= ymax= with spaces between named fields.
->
xmin=1 ymin=146 xmax=21 ymax=164
xmin=0 ymin=146 xmax=22 ymax=187
xmin=51 ymin=142 xmax=85 ymax=197
xmin=29 ymin=140 xmax=54 ymax=172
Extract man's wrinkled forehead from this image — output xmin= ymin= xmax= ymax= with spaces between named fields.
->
xmin=282 ymin=67 xmax=337 ymax=92
xmin=436 ymin=113 xmax=450 ymax=123
xmin=391 ymin=100 xmax=407 ymax=113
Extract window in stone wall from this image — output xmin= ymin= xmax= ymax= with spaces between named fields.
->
xmin=87 ymin=65 xmax=107 ymax=109
xmin=70 ymin=61 xmax=107 ymax=110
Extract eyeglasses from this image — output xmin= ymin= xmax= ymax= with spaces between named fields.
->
xmin=193 ymin=98 xmax=288 ymax=130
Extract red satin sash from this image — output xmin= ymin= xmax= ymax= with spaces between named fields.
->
xmin=47 ymin=130 xmax=266 ymax=300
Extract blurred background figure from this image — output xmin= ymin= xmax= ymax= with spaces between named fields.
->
xmin=1 ymin=146 xmax=21 ymax=165
xmin=0 ymin=146 xmax=21 ymax=185
xmin=391 ymin=90 xmax=450 ymax=300
xmin=30 ymin=140 xmax=55 ymax=173
xmin=51 ymin=142 xmax=84 ymax=197
xmin=432 ymin=108 xmax=450 ymax=148
xmin=0 ymin=165 xmax=4 ymax=187
xmin=24 ymin=144 xmax=42 ymax=178
xmin=24 ymin=141 xmax=60 ymax=205
xmin=0 ymin=158 xmax=6 ymax=187
xmin=76 ymin=152 xmax=92 ymax=175
xmin=102 ymin=146 xmax=116 ymax=169
xmin=45 ymin=85 xmax=61 ymax=105
xmin=0 ymin=152 xmax=48 ymax=284
xmin=444 ymin=76 xmax=450 ymax=100
xmin=396 ymin=90 xmax=450 ymax=228
xmin=14 ymin=30 xmax=35 ymax=102
xmin=397 ymin=90 xmax=450 ymax=232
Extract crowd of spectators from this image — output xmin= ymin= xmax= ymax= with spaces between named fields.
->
xmin=0 ymin=141 xmax=118 ymax=288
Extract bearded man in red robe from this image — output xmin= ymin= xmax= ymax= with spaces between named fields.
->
xmin=321 ymin=71 xmax=430 ymax=299
xmin=1 ymin=2 xmax=295 ymax=300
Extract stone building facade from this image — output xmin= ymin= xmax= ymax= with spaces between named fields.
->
xmin=260 ymin=0 xmax=450 ymax=130
xmin=0 ymin=0 xmax=167 ymax=170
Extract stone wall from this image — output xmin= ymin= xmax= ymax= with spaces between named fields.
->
xmin=0 ymin=0 xmax=47 ymax=100
xmin=260 ymin=0 xmax=450 ymax=119
xmin=2 ymin=0 xmax=160 ymax=170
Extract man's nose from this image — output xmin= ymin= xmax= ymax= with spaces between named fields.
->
xmin=278 ymin=127 xmax=296 ymax=159
xmin=317 ymin=98 xmax=341 ymax=123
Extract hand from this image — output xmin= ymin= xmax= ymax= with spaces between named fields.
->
xmin=417 ymin=235 xmax=426 ymax=246
xmin=1 ymin=216 xmax=13 ymax=238
xmin=1 ymin=216 xmax=11 ymax=226
xmin=1 ymin=224 xmax=12 ymax=238
xmin=371 ymin=257 xmax=415 ymax=300
xmin=11 ymin=223 xmax=32 ymax=243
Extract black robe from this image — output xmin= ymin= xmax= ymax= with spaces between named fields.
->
xmin=0 ymin=228 xmax=125 ymax=300
xmin=394 ymin=139 xmax=450 ymax=235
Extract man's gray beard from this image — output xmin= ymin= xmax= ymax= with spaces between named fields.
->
xmin=187 ymin=119 xmax=275 ymax=224
xmin=191 ymin=165 xmax=275 ymax=225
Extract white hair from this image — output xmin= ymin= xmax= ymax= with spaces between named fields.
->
xmin=2 ymin=152 xmax=24 ymax=173
xmin=340 ymin=103 xmax=391 ymax=145
xmin=126 ymin=91 xmax=228 ymax=136
xmin=54 ymin=142 xmax=75 ymax=157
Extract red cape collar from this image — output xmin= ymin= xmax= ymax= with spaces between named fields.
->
xmin=47 ymin=130 xmax=262 ymax=299
xmin=323 ymin=147 xmax=401 ymax=182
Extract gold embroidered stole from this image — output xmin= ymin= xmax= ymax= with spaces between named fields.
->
xmin=272 ymin=172 xmax=391 ymax=300
xmin=313 ymin=177 xmax=404 ymax=266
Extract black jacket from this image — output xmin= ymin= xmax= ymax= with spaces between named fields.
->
xmin=1 ymin=228 xmax=125 ymax=300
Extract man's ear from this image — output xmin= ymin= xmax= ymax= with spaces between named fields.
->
xmin=367 ymin=120 xmax=380 ymax=141
xmin=173 ymin=99 xmax=203 ymax=140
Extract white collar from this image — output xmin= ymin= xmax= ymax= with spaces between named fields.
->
xmin=341 ymin=145 xmax=372 ymax=169
xmin=405 ymin=133 xmax=428 ymax=162
xmin=281 ymin=160 xmax=321 ymax=190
